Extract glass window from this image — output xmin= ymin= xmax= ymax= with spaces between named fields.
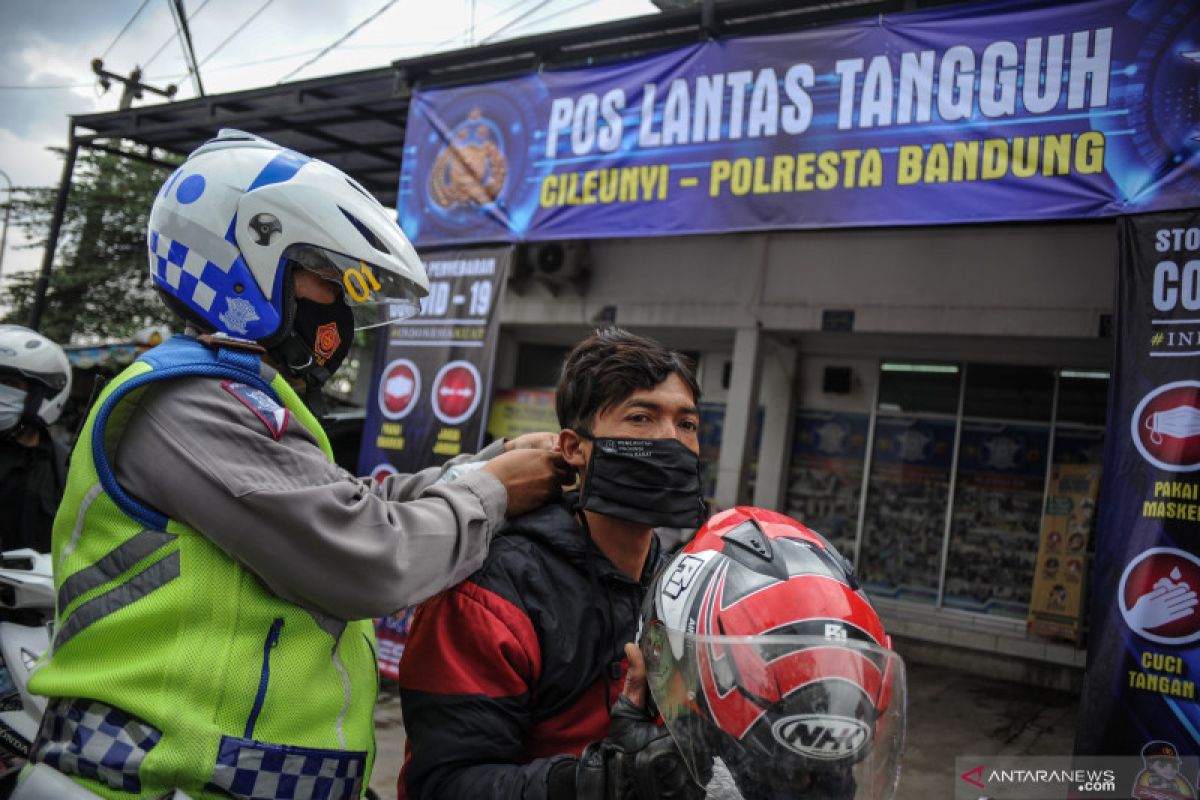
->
xmin=943 ymin=364 xmax=1053 ymax=618
xmin=877 ymin=363 xmax=960 ymax=415
xmin=860 ymin=364 xmax=960 ymax=604
xmin=1057 ymin=371 xmax=1111 ymax=427
xmin=962 ymin=363 xmax=1054 ymax=421
xmin=785 ymin=410 xmax=870 ymax=560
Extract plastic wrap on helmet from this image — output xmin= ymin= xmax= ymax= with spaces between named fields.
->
xmin=643 ymin=627 xmax=906 ymax=800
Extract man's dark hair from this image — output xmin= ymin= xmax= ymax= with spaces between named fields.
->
xmin=556 ymin=328 xmax=700 ymax=433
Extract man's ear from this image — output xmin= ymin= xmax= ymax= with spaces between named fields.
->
xmin=558 ymin=428 xmax=588 ymax=469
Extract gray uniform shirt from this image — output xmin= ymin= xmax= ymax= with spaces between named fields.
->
xmin=112 ymin=366 xmax=506 ymax=622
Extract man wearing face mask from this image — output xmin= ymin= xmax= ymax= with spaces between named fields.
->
xmin=20 ymin=130 xmax=569 ymax=800
xmin=397 ymin=328 xmax=707 ymax=800
xmin=0 ymin=325 xmax=71 ymax=553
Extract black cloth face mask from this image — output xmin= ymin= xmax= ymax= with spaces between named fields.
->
xmin=271 ymin=296 xmax=355 ymax=388
xmin=577 ymin=435 xmax=707 ymax=530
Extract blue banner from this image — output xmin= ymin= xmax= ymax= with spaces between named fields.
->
xmin=1079 ymin=209 xmax=1200 ymax=760
xmin=398 ymin=0 xmax=1200 ymax=246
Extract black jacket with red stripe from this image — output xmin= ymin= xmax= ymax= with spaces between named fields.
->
xmin=397 ymin=498 xmax=663 ymax=800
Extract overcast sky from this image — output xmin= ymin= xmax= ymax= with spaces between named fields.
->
xmin=0 ymin=0 xmax=657 ymax=287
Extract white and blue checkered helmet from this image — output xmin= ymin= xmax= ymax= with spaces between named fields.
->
xmin=147 ymin=129 xmax=428 ymax=344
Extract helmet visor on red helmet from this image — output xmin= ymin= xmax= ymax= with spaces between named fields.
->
xmin=642 ymin=627 xmax=906 ymax=800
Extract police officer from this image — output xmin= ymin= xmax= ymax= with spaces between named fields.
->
xmin=0 ymin=325 xmax=71 ymax=553
xmin=21 ymin=130 xmax=568 ymax=799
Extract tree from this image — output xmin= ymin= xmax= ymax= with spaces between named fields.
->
xmin=1 ymin=143 xmax=182 ymax=343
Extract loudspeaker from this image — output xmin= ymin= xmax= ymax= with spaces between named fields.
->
xmin=823 ymin=366 xmax=852 ymax=394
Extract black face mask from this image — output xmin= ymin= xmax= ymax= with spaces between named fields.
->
xmin=271 ymin=297 xmax=355 ymax=388
xmin=577 ymin=435 xmax=707 ymax=530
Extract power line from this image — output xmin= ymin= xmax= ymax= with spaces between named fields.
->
xmin=493 ymin=0 xmax=595 ymax=39
xmin=101 ymin=0 xmax=155 ymax=59
xmin=480 ymin=0 xmax=558 ymax=44
xmin=276 ymin=0 xmax=401 ymax=84
xmin=142 ymin=0 xmax=215 ymax=71
xmin=198 ymin=0 xmax=277 ymax=66
xmin=169 ymin=0 xmax=206 ymax=96
xmin=430 ymin=0 xmax=540 ymax=50
xmin=0 ymin=83 xmax=93 ymax=91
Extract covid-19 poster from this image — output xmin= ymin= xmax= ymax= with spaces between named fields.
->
xmin=356 ymin=246 xmax=511 ymax=478
xmin=398 ymin=0 xmax=1199 ymax=246
xmin=1078 ymin=209 xmax=1200 ymax=758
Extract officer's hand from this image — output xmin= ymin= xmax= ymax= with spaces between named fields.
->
xmin=503 ymin=431 xmax=559 ymax=452
xmin=482 ymin=448 xmax=571 ymax=516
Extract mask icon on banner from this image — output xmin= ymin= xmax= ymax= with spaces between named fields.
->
xmin=1131 ymin=383 xmax=1200 ymax=473
xmin=387 ymin=374 xmax=414 ymax=399
xmin=1146 ymin=405 xmax=1200 ymax=445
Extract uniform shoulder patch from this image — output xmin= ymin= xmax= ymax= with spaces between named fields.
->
xmin=221 ymin=380 xmax=290 ymax=441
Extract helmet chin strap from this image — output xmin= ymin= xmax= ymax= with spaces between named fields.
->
xmin=268 ymin=330 xmax=332 ymax=417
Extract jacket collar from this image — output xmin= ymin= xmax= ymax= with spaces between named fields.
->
xmin=499 ymin=495 xmax=662 ymax=587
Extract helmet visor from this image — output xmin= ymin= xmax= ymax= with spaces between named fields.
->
xmin=642 ymin=626 xmax=906 ymax=800
xmin=287 ymin=244 xmax=423 ymax=330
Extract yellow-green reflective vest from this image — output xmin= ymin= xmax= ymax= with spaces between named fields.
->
xmin=28 ymin=337 xmax=377 ymax=800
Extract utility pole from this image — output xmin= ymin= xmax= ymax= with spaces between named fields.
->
xmin=91 ymin=59 xmax=177 ymax=110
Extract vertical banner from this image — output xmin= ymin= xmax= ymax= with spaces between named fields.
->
xmin=1028 ymin=463 xmax=1102 ymax=643
xmin=374 ymin=607 xmax=415 ymax=682
xmin=1078 ymin=209 xmax=1200 ymax=761
xmin=357 ymin=246 xmax=511 ymax=477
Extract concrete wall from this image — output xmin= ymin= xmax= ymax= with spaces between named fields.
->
xmin=499 ymin=220 xmax=1117 ymax=340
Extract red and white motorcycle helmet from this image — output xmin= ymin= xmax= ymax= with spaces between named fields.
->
xmin=641 ymin=507 xmax=906 ymax=799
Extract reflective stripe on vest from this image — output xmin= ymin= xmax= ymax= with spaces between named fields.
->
xmin=54 ymin=551 xmax=181 ymax=650
xmin=57 ymin=529 xmax=175 ymax=611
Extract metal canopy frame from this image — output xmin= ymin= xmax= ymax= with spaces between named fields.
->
xmin=32 ymin=0 xmax=953 ymax=329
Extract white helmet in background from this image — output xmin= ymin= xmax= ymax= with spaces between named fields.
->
xmin=0 ymin=325 xmax=72 ymax=434
xmin=147 ymin=129 xmax=429 ymax=386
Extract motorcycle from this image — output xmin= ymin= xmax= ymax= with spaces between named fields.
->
xmin=0 ymin=549 xmax=54 ymax=796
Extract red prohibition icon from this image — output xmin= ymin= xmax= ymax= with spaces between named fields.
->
xmin=432 ymin=360 xmax=482 ymax=424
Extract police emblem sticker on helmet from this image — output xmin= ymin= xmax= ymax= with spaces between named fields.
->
xmin=218 ymin=297 xmax=262 ymax=336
